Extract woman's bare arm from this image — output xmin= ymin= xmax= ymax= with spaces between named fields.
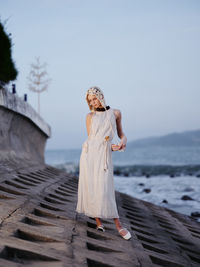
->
xmin=86 ymin=113 xmax=93 ymax=136
xmin=113 ymin=109 xmax=127 ymax=150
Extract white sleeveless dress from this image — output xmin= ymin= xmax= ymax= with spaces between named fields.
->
xmin=76 ymin=108 xmax=119 ymax=218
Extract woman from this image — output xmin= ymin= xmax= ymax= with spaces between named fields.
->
xmin=76 ymin=86 xmax=131 ymax=240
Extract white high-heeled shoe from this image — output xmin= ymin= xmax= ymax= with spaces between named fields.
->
xmin=118 ymin=228 xmax=131 ymax=240
xmin=96 ymin=225 xmax=105 ymax=232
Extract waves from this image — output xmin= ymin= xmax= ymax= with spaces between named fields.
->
xmin=114 ymin=175 xmax=200 ymax=222
xmin=53 ymin=161 xmax=200 ymax=178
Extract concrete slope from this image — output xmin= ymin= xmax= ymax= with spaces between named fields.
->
xmin=0 ymin=163 xmax=200 ymax=267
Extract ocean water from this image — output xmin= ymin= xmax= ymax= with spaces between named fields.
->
xmin=45 ymin=145 xmax=200 ymax=221
xmin=45 ymin=145 xmax=200 ymax=166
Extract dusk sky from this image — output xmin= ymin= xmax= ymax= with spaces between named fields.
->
xmin=1 ymin=0 xmax=200 ymax=149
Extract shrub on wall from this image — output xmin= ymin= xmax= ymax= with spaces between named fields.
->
xmin=0 ymin=21 xmax=18 ymax=86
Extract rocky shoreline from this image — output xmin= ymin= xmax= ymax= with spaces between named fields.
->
xmin=113 ymin=164 xmax=200 ymax=177
xmin=54 ymin=162 xmax=200 ymax=178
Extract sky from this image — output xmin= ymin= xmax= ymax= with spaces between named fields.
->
xmin=1 ymin=0 xmax=200 ymax=150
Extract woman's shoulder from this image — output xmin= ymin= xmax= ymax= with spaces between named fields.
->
xmin=86 ymin=112 xmax=93 ymax=119
xmin=112 ymin=108 xmax=121 ymax=120
xmin=87 ymin=111 xmax=93 ymax=116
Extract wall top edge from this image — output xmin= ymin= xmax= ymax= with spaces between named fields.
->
xmin=0 ymin=88 xmax=51 ymax=137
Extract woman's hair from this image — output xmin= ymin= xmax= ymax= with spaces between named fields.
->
xmin=86 ymin=86 xmax=106 ymax=111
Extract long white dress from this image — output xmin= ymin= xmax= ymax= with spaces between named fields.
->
xmin=76 ymin=108 xmax=119 ymax=218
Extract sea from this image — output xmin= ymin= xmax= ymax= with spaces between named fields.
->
xmin=45 ymin=145 xmax=200 ymax=222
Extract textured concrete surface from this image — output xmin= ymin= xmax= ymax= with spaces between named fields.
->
xmin=0 ymin=162 xmax=200 ymax=267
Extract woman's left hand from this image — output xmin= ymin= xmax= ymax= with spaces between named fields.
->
xmin=118 ymin=142 xmax=126 ymax=151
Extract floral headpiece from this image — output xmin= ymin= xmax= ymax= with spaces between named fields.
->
xmin=86 ymin=86 xmax=107 ymax=111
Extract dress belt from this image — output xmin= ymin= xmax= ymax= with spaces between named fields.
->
xmin=103 ymin=139 xmax=109 ymax=171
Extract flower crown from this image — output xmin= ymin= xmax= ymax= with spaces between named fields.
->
xmin=86 ymin=86 xmax=106 ymax=111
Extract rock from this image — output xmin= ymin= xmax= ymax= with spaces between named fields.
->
xmin=114 ymin=169 xmax=121 ymax=176
xmin=183 ymin=187 xmax=194 ymax=192
xmin=191 ymin=211 xmax=200 ymax=217
xmin=143 ymin=188 xmax=151 ymax=193
xmin=162 ymin=199 xmax=168 ymax=203
xmin=181 ymin=195 xmax=194 ymax=201
xmin=138 ymin=183 xmax=145 ymax=186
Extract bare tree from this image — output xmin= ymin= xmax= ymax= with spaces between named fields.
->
xmin=27 ymin=57 xmax=51 ymax=115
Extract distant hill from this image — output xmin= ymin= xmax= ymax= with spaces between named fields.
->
xmin=128 ymin=129 xmax=200 ymax=147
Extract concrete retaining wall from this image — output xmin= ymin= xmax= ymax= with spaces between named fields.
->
xmin=0 ymin=87 xmax=51 ymax=164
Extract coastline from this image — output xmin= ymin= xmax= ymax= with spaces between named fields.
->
xmin=0 ymin=87 xmax=200 ymax=266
